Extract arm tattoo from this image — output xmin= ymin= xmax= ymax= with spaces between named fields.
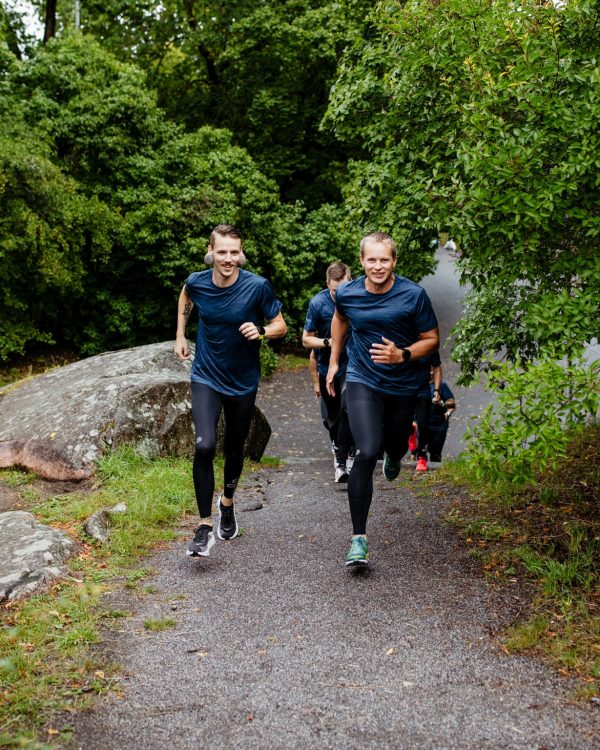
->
xmin=183 ymin=302 xmax=193 ymax=323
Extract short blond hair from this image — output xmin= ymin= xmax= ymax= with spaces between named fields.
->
xmin=360 ymin=231 xmax=397 ymax=259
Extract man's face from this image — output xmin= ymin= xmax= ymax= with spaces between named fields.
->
xmin=327 ymin=275 xmax=351 ymax=299
xmin=211 ymin=235 xmax=243 ymax=279
xmin=360 ymin=240 xmax=396 ymax=286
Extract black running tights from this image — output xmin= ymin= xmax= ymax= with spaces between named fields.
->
xmin=191 ymin=382 xmax=257 ymax=519
xmin=414 ymin=396 xmax=432 ymax=458
xmin=346 ymin=381 xmax=417 ymax=535
xmin=425 ymin=430 xmax=447 ymax=463
xmin=318 ymin=373 xmax=353 ymax=461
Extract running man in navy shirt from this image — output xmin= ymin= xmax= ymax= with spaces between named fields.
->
xmin=303 ymin=262 xmax=353 ymax=483
xmin=326 ymin=232 xmax=439 ymax=567
xmin=174 ymin=224 xmax=287 ymax=558
xmin=422 ymin=377 xmax=456 ymax=464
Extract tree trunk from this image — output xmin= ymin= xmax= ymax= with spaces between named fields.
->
xmin=182 ymin=0 xmax=219 ymax=86
xmin=43 ymin=0 xmax=57 ymax=43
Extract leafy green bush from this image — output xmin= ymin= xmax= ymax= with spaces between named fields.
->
xmin=0 ymin=123 xmax=115 ymax=359
xmin=79 ymin=0 xmax=372 ymax=207
xmin=259 ymin=341 xmax=279 ymax=380
xmin=327 ymin=0 xmax=600 ymax=368
xmin=463 ymin=353 xmax=600 ymax=486
xmin=0 ymin=35 xmax=319 ymax=358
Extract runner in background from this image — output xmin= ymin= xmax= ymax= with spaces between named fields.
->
xmin=412 ymin=352 xmax=443 ymax=472
xmin=303 ymin=262 xmax=353 ymax=483
xmin=421 ymin=375 xmax=456 ymax=465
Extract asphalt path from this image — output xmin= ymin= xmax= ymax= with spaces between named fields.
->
xmin=69 ymin=254 xmax=600 ymax=749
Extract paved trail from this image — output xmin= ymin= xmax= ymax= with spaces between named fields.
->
xmin=69 ymin=363 xmax=599 ymax=749
xmin=69 ymin=253 xmax=600 ymax=748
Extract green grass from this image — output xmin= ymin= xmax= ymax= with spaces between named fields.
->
xmin=277 ymin=352 xmax=310 ymax=371
xmin=0 ymin=470 xmax=38 ymax=488
xmin=143 ymin=618 xmax=176 ymax=632
xmin=257 ymin=454 xmax=283 ymax=468
xmin=0 ymin=445 xmax=277 ymax=744
xmin=435 ymin=423 xmax=600 ymax=694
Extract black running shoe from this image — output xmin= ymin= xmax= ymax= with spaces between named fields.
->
xmin=187 ymin=524 xmax=215 ymax=557
xmin=217 ymin=497 xmax=238 ymax=540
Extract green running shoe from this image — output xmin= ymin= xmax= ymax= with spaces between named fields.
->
xmin=345 ymin=536 xmax=369 ymax=567
xmin=382 ymin=452 xmax=401 ymax=481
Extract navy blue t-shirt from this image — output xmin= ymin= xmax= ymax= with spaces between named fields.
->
xmin=304 ymin=289 xmax=349 ymax=377
xmin=185 ymin=269 xmax=282 ymax=396
xmin=428 ymin=381 xmax=454 ymax=432
xmin=335 ymin=274 xmax=438 ymax=395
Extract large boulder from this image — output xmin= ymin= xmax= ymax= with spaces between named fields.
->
xmin=0 ymin=342 xmax=271 ymax=481
xmin=0 ymin=511 xmax=77 ymax=601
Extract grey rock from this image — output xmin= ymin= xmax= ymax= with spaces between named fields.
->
xmin=84 ymin=508 xmax=111 ymax=543
xmin=0 ymin=342 xmax=271 ymax=481
xmin=216 ymin=406 xmax=271 ymax=462
xmin=84 ymin=502 xmax=129 ymax=543
xmin=0 ymin=511 xmax=77 ymax=601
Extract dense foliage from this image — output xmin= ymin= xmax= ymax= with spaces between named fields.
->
xmin=1 ymin=0 xmax=599 ymax=482
xmin=327 ymin=0 xmax=600 ymax=375
xmin=51 ymin=0 xmax=371 ymax=207
xmin=0 ymin=35 xmax=357 ymax=357
xmin=325 ymin=0 xmax=600 ymax=481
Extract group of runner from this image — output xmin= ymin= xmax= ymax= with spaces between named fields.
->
xmin=303 ymin=264 xmax=456 ymax=483
xmin=174 ymin=224 xmax=455 ymax=568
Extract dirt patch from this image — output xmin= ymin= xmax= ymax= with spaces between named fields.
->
xmin=0 ymin=475 xmax=97 ymax=513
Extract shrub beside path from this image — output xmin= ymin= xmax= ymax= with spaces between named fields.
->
xmin=69 ymin=367 xmax=600 ymax=749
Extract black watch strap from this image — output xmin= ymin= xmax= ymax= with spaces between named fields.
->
xmin=401 ymin=348 xmax=412 ymax=362
xmin=322 ymin=338 xmax=330 ymax=348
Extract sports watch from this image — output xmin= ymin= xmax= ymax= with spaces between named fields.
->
xmin=401 ymin=348 xmax=412 ymax=362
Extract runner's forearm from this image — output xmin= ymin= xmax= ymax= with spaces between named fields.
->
xmin=176 ymin=287 xmax=193 ymax=339
xmin=329 ymin=311 xmax=348 ymax=366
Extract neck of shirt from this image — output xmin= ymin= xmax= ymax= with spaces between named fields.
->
xmin=364 ymin=274 xmax=395 ymax=295
xmin=211 ymin=267 xmax=240 ymax=289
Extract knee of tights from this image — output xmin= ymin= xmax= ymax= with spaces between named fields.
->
xmin=194 ymin=440 xmax=216 ymax=460
xmin=354 ymin=447 xmax=379 ymax=464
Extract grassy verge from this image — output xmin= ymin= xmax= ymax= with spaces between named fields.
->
xmin=436 ymin=423 xmax=599 ymax=698
xmin=0 ymin=447 xmax=276 ymax=747
xmin=271 ymin=352 xmax=309 ymax=372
